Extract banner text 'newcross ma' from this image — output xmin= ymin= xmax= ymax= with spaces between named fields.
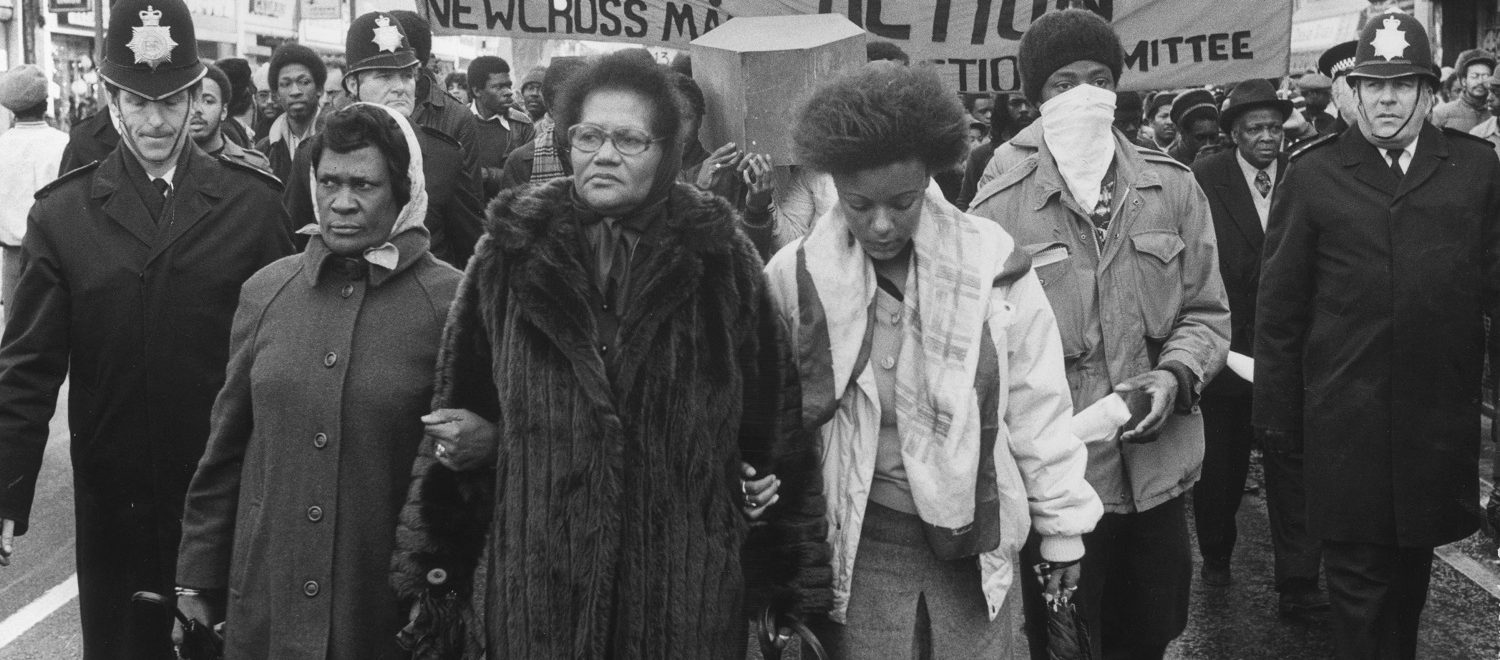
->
xmin=419 ymin=0 xmax=1291 ymax=92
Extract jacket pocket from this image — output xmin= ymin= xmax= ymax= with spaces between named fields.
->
xmin=1130 ymin=230 xmax=1185 ymax=339
xmin=1024 ymin=242 xmax=1086 ymax=359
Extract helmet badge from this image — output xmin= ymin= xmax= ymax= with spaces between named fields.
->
xmin=127 ymin=6 xmax=177 ymax=71
xmin=1371 ymin=13 xmax=1409 ymax=61
xmin=371 ymin=15 xmax=403 ymax=53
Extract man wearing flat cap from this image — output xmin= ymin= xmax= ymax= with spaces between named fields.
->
xmin=1256 ymin=9 xmax=1500 ymax=658
xmin=1433 ymin=48 xmax=1496 ymax=132
xmin=0 ymin=65 xmax=67 ymax=321
xmin=279 ymin=10 xmax=484 ymax=269
xmin=1168 ymin=88 xmax=1222 ymax=165
xmin=970 ymin=9 xmax=1228 ymax=658
xmin=1297 ymin=73 xmax=1338 ymax=136
xmin=1190 ymin=80 xmax=1328 ymax=619
xmin=0 ymin=1 xmax=294 ymax=656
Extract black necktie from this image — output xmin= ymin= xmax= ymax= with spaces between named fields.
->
xmin=152 ymin=178 xmax=171 ymax=198
xmin=1386 ymin=148 xmax=1405 ymax=179
xmin=144 ymin=177 xmax=171 ymax=223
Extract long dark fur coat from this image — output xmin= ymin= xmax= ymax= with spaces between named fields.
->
xmin=390 ymin=179 xmax=831 ymax=659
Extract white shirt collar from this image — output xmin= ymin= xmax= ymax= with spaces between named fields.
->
xmin=470 ymin=102 xmax=510 ymax=129
xmin=1234 ymin=149 xmax=1277 ymax=184
xmin=154 ymin=165 xmax=178 ymax=193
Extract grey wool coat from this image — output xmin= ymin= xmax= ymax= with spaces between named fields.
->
xmin=390 ymin=179 xmax=833 ymax=659
xmin=177 ymin=230 xmax=462 ymax=659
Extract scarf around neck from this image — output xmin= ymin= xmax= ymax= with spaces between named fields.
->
xmin=301 ymin=103 xmax=429 ymax=272
xmin=796 ymin=182 xmax=1008 ymax=541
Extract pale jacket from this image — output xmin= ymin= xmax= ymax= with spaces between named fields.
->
xmin=0 ymin=122 xmax=68 ymax=246
xmin=764 ymin=210 xmax=1101 ymax=623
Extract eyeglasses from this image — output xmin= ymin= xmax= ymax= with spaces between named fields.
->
xmin=567 ymin=124 xmax=662 ymax=156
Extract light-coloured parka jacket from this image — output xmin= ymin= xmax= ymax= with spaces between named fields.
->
xmin=968 ymin=123 xmax=1230 ymax=514
xmin=764 ymin=204 xmax=1102 ymax=623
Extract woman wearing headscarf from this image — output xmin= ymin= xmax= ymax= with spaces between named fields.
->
xmin=763 ymin=64 xmax=1101 ymax=657
xmin=173 ymin=103 xmax=463 ymax=659
xmin=388 ymin=51 xmax=831 ymax=658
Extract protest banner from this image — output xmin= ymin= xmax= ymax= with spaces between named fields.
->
xmin=416 ymin=0 xmax=1293 ymax=92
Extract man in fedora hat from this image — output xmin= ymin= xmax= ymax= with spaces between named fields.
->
xmin=1190 ymin=79 xmax=1328 ymax=618
xmin=0 ymin=1 xmax=294 ymax=655
xmin=1256 ymin=8 xmax=1500 ymax=658
xmin=0 ymin=64 xmax=68 ymax=320
xmin=278 ymin=10 xmax=484 ymax=269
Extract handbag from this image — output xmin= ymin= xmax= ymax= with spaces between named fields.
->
xmin=757 ymin=606 xmax=828 ymax=660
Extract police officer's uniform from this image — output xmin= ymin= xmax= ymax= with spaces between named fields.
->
xmin=0 ymin=2 xmax=294 ymax=656
xmin=1254 ymin=10 xmax=1500 ymax=659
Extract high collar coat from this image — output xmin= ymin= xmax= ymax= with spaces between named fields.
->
xmin=0 ymin=146 xmax=293 ymax=657
xmin=1254 ymin=123 xmax=1500 ymax=547
xmin=177 ymin=232 xmax=461 ymax=660
xmin=390 ymin=179 xmax=832 ymax=659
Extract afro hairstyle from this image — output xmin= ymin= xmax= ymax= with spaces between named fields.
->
xmin=793 ymin=64 xmax=967 ymax=175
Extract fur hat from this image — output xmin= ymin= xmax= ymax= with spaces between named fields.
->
xmin=0 ymin=65 xmax=47 ymax=113
xmin=1017 ymin=9 xmax=1123 ymax=104
xmin=268 ymin=43 xmax=327 ymax=92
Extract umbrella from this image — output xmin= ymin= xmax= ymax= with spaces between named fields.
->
xmin=131 ymin=591 xmax=223 ymax=660
xmin=1041 ymin=594 xmax=1094 ymax=660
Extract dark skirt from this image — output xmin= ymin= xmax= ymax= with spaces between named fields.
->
xmin=808 ymin=502 xmax=1019 ymax=659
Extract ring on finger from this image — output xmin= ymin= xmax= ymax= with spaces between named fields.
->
xmin=435 ymin=444 xmax=448 ymax=458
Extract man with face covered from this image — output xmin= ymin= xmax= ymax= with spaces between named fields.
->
xmin=1256 ymin=9 xmax=1500 ymax=659
xmin=0 ymin=1 xmax=294 ymax=656
xmin=281 ymin=11 xmax=485 ymax=270
xmin=969 ymin=9 xmax=1228 ymax=658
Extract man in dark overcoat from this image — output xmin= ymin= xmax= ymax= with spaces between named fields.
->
xmin=1255 ymin=9 xmax=1500 ymax=659
xmin=1192 ymin=80 xmax=1326 ymax=617
xmin=0 ymin=1 xmax=293 ymax=656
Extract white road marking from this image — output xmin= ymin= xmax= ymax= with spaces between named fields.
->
xmin=0 ymin=573 xmax=78 ymax=648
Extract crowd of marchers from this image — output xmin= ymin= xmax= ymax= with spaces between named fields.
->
xmin=0 ymin=3 xmax=1492 ymax=660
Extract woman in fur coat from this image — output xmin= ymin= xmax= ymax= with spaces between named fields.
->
xmin=389 ymin=51 xmax=832 ymax=658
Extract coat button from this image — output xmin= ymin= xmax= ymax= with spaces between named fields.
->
xmin=303 ymin=580 xmax=320 ymax=597
xmin=881 ymin=356 xmax=896 ymax=370
xmin=426 ymin=568 xmax=448 ymax=586
xmin=324 ymin=352 xmax=338 ymax=368
xmin=340 ymin=284 xmax=354 ymax=298
xmin=313 ymin=432 xmax=328 ymax=449
xmin=600 ymin=344 xmax=609 ymax=354
xmin=306 ymin=505 xmax=323 ymax=522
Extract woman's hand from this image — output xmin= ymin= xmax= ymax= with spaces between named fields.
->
xmin=739 ymin=153 xmax=775 ymax=203
xmin=695 ymin=142 xmax=741 ymax=189
xmin=740 ymin=463 xmax=780 ymax=521
xmin=1040 ymin=561 xmax=1082 ymax=606
xmin=171 ymin=592 xmax=222 ymax=646
xmin=423 ymin=408 xmax=498 ymax=472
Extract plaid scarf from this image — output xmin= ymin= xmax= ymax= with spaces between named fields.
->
xmin=529 ymin=118 xmax=566 ymax=184
xmin=796 ymin=183 xmax=1000 ymax=537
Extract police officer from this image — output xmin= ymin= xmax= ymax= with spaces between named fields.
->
xmin=1256 ymin=9 xmax=1500 ymax=659
xmin=280 ymin=11 xmax=484 ymax=269
xmin=0 ymin=1 xmax=294 ymax=656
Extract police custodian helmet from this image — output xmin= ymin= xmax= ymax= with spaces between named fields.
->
xmin=345 ymin=12 xmax=418 ymax=78
xmin=98 ymin=0 xmax=206 ymax=100
xmin=1348 ymin=7 xmax=1437 ymax=83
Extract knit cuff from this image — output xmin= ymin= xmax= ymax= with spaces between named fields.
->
xmin=1038 ymin=534 xmax=1085 ymax=563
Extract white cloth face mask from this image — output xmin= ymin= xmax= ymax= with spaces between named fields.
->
xmin=1040 ymin=83 xmax=1118 ymax=213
